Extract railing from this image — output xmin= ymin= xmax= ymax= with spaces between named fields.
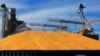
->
xmin=0 ymin=50 xmax=97 ymax=56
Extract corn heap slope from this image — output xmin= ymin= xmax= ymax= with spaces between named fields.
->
xmin=0 ymin=30 xmax=100 ymax=50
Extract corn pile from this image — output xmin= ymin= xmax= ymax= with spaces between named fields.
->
xmin=0 ymin=30 xmax=100 ymax=50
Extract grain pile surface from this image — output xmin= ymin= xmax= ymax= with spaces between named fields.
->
xmin=0 ymin=30 xmax=100 ymax=50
